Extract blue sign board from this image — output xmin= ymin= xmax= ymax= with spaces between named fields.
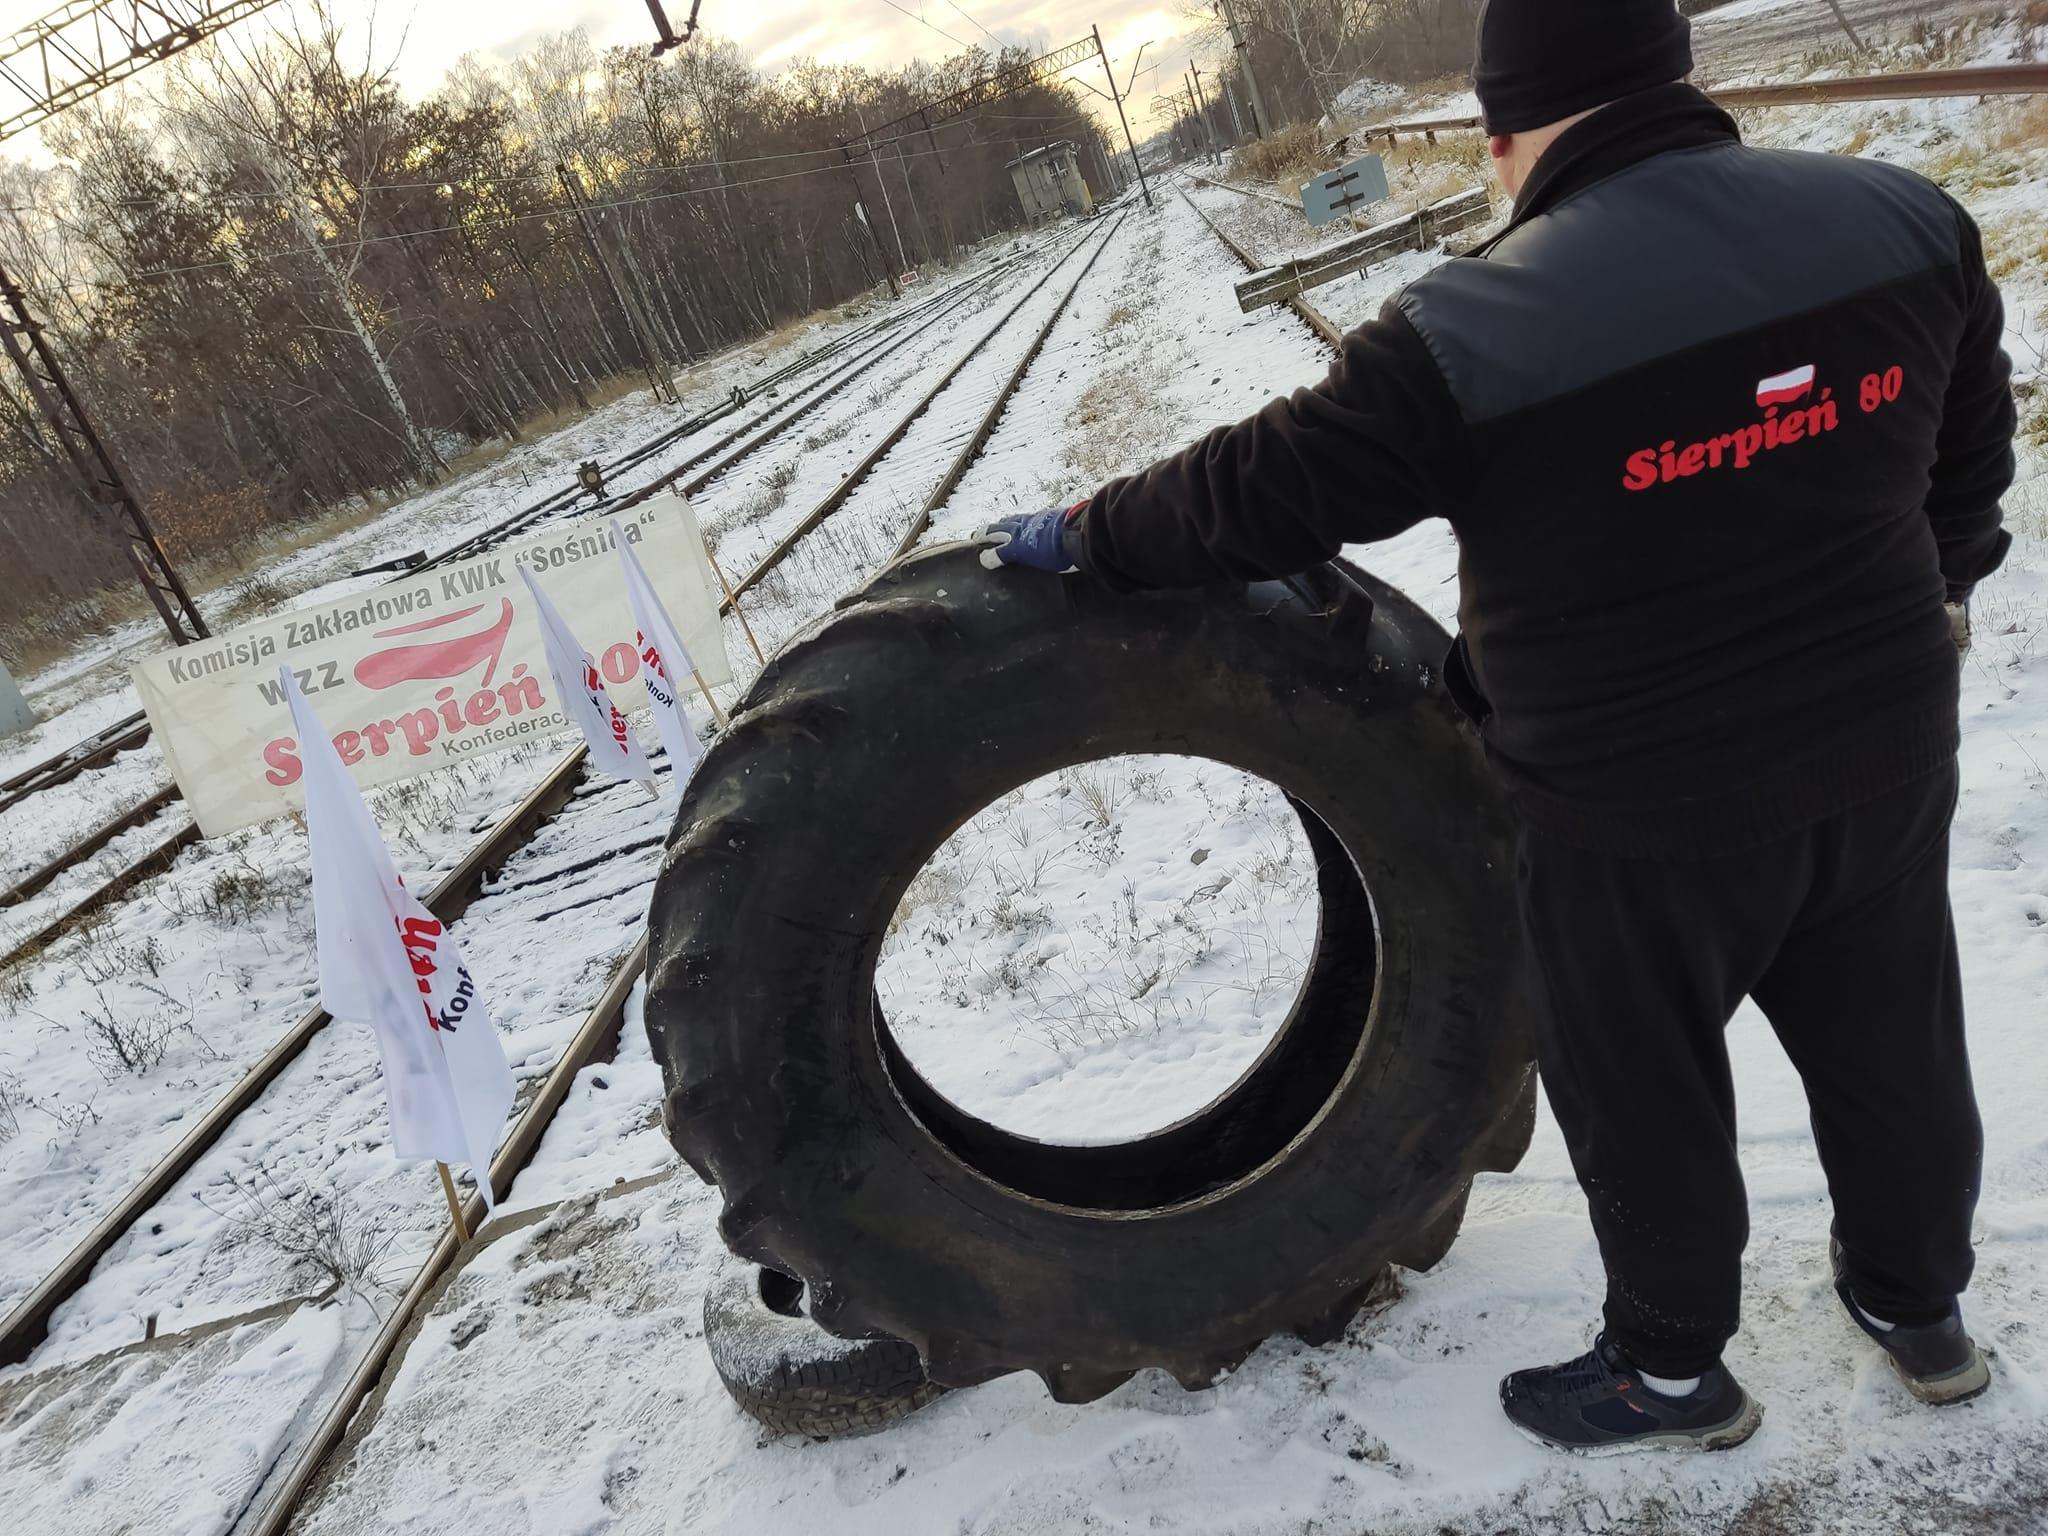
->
xmin=1300 ymin=154 xmax=1390 ymax=227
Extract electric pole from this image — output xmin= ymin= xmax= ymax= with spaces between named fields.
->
xmin=894 ymin=139 xmax=937 ymax=266
xmin=854 ymin=104 xmax=911 ymax=276
xmin=1216 ymin=0 xmax=1271 ymax=138
xmin=557 ymin=163 xmax=675 ymax=403
xmin=1223 ymin=76 xmax=1247 ymax=142
xmin=1094 ymin=25 xmax=1153 ymax=209
xmin=0 ymin=261 xmax=208 ymax=645
xmin=1190 ymin=66 xmax=1219 ymax=149
xmin=837 ymin=149 xmax=900 ymax=298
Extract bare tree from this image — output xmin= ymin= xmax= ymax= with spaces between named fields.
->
xmin=0 ymin=18 xmax=1120 ymax=657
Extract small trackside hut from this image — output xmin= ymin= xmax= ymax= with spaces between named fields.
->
xmin=1006 ymin=142 xmax=1093 ymax=222
xmin=0 ymin=658 xmax=36 ymax=738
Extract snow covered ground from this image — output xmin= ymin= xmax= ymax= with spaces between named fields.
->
xmin=0 ymin=233 xmax=1066 ymax=1355
xmin=879 ymin=756 xmax=1317 ymax=1144
xmin=0 ymin=237 xmax=1027 ymax=917
xmin=287 ymin=189 xmax=2048 ymax=1533
xmin=5 ymin=12 xmax=2048 ymax=1530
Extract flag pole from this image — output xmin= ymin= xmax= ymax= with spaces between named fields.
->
xmin=436 ymin=1161 xmax=472 ymax=1243
xmin=709 ymin=551 xmax=766 ymax=666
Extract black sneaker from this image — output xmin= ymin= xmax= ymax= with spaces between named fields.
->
xmin=1499 ymin=1333 xmax=1762 ymax=1456
xmin=1831 ymin=1238 xmax=1990 ymax=1405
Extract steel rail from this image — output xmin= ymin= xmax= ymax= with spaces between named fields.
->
xmin=892 ymin=214 xmax=1128 ymax=559
xmin=1177 ymin=186 xmax=1344 ymax=353
xmin=0 ymin=257 xmax=1027 ymax=967
xmin=0 ymin=743 xmax=591 ymax=1365
xmin=0 ymin=783 xmax=178 ymax=908
xmin=426 ymin=257 xmax=1019 ymax=567
xmin=1184 ymin=171 xmax=1297 ymax=210
xmin=0 ymin=255 xmax=1019 ymax=822
xmin=0 ymin=713 xmax=150 ymax=813
xmin=610 ymin=223 xmax=1100 ymax=521
xmin=654 ymin=254 xmax=1024 ymax=506
xmin=0 ymin=230 xmax=1091 ymax=1370
xmin=727 ymin=216 xmax=1121 ymax=604
xmin=245 ymin=211 xmax=1137 ymax=1536
xmin=1343 ymin=61 xmax=2048 ymax=145
xmin=0 ymin=819 xmax=200 ymax=970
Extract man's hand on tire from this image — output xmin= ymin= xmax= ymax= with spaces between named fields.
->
xmin=976 ymin=502 xmax=1085 ymax=572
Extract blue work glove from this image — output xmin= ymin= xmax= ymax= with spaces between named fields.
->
xmin=976 ymin=501 xmax=1085 ymax=572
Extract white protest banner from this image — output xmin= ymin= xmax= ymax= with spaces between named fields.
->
xmin=519 ymin=566 xmax=655 ymax=793
xmin=283 ymin=667 xmax=515 ymax=1211
xmin=132 ymin=496 xmax=728 ymax=836
xmin=614 ymin=515 xmax=713 ymax=774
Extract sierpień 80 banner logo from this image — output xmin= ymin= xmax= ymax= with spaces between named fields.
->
xmin=132 ymin=497 xmax=731 ymax=837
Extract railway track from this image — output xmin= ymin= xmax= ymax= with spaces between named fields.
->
xmin=0 ymin=253 xmax=1033 ymax=968
xmin=1177 ymin=183 xmax=1344 ymax=353
xmin=0 ymin=255 xmax=1015 ymax=842
xmin=246 ymin=205 xmax=1133 ymax=1536
xmin=0 ymin=206 xmax=1134 ymax=1536
xmin=0 ymin=227 xmax=1098 ymax=1362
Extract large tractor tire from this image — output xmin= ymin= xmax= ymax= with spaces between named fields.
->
xmin=703 ymin=1264 xmax=945 ymax=1438
xmin=647 ymin=546 xmax=1537 ymax=1402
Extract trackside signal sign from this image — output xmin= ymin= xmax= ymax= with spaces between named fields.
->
xmin=1301 ymin=154 xmax=1390 ymax=227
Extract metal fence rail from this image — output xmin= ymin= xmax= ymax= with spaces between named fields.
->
xmin=1231 ymin=187 xmax=1493 ymax=310
xmin=1341 ymin=62 xmax=2048 ymax=147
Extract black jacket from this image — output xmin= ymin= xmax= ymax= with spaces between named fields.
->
xmin=1077 ymin=84 xmax=2015 ymax=858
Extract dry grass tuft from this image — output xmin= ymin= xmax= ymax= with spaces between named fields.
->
xmin=1229 ymin=123 xmax=1329 ymax=193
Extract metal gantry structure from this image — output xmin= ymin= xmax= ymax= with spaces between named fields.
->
xmin=0 ymin=0 xmax=291 ymax=645
xmin=0 ymin=0 xmax=285 ymax=143
xmin=842 ymin=31 xmax=1153 ymax=212
xmin=0 ymin=262 xmax=209 ymax=642
xmin=643 ymin=0 xmax=700 ymax=57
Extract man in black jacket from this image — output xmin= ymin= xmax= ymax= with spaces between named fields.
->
xmin=979 ymin=0 xmax=2012 ymax=1454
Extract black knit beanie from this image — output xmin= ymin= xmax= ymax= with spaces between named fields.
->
xmin=1473 ymin=0 xmax=1693 ymax=135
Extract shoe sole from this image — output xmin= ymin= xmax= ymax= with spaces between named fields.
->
xmin=1832 ymin=1272 xmax=1992 ymax=1406
xmin=1891 ymin=1347 xmax=1991 ymax=1406
xmin=1508 ymin=1390 xmax=1763 ymax=1458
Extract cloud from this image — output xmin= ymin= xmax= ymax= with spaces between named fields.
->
xmin=293 ymin=0 xmax=1221 ymax=137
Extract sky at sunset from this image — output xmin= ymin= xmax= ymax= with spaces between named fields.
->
xmin=0 ymin=0 xmax=1218 ymax=146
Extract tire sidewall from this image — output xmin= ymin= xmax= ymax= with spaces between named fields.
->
xmin=654 ymin=552 xmax=1531 ymax=1383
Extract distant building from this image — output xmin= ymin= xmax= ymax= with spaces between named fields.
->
xmin=1006 ymin=142 xmax=1094 ymax=222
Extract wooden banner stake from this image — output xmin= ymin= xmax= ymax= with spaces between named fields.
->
xmin=710 ymin=551 xmax=766 ymax=666
xmin=436 ymin=1161 xmax=472 ymax=1244
xmin=690 ymin=666 xmax=731 ymax=729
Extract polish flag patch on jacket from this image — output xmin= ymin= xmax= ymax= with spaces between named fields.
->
xmin=1755 ymin=364 xmax=1816 ymax=408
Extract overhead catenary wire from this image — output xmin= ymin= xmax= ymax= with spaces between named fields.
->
xmin=875 ymin=0 xmax=974 ymax=53
xmin=942 ymin=0 xmax=1004 ymax=48
xmin=40 ymin=135 xmax=985 ymax=294
xmin=6 ymin=78 xmax=1101 ymax=240
xmin=43 ymin=138 xmax=917 ymax=213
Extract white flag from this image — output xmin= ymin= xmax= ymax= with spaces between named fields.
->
xmin=612 ymin=516 xmax=709 ymax=774
xmin=519 ymin=566 xmax=656 ymax=793
xmin=281 ymin=666 xmax=516 ymax=1211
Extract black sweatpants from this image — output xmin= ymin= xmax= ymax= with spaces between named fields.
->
xmin=1517 ymin=763 xmax=1981 ymax=1377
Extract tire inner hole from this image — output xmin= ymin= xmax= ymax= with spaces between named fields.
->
xmin=872 ymin=754 xmax=1378 ymax=1211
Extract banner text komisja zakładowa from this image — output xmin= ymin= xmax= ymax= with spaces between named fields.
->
xmin=132 ymin=497 xmax=729 ymax=836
